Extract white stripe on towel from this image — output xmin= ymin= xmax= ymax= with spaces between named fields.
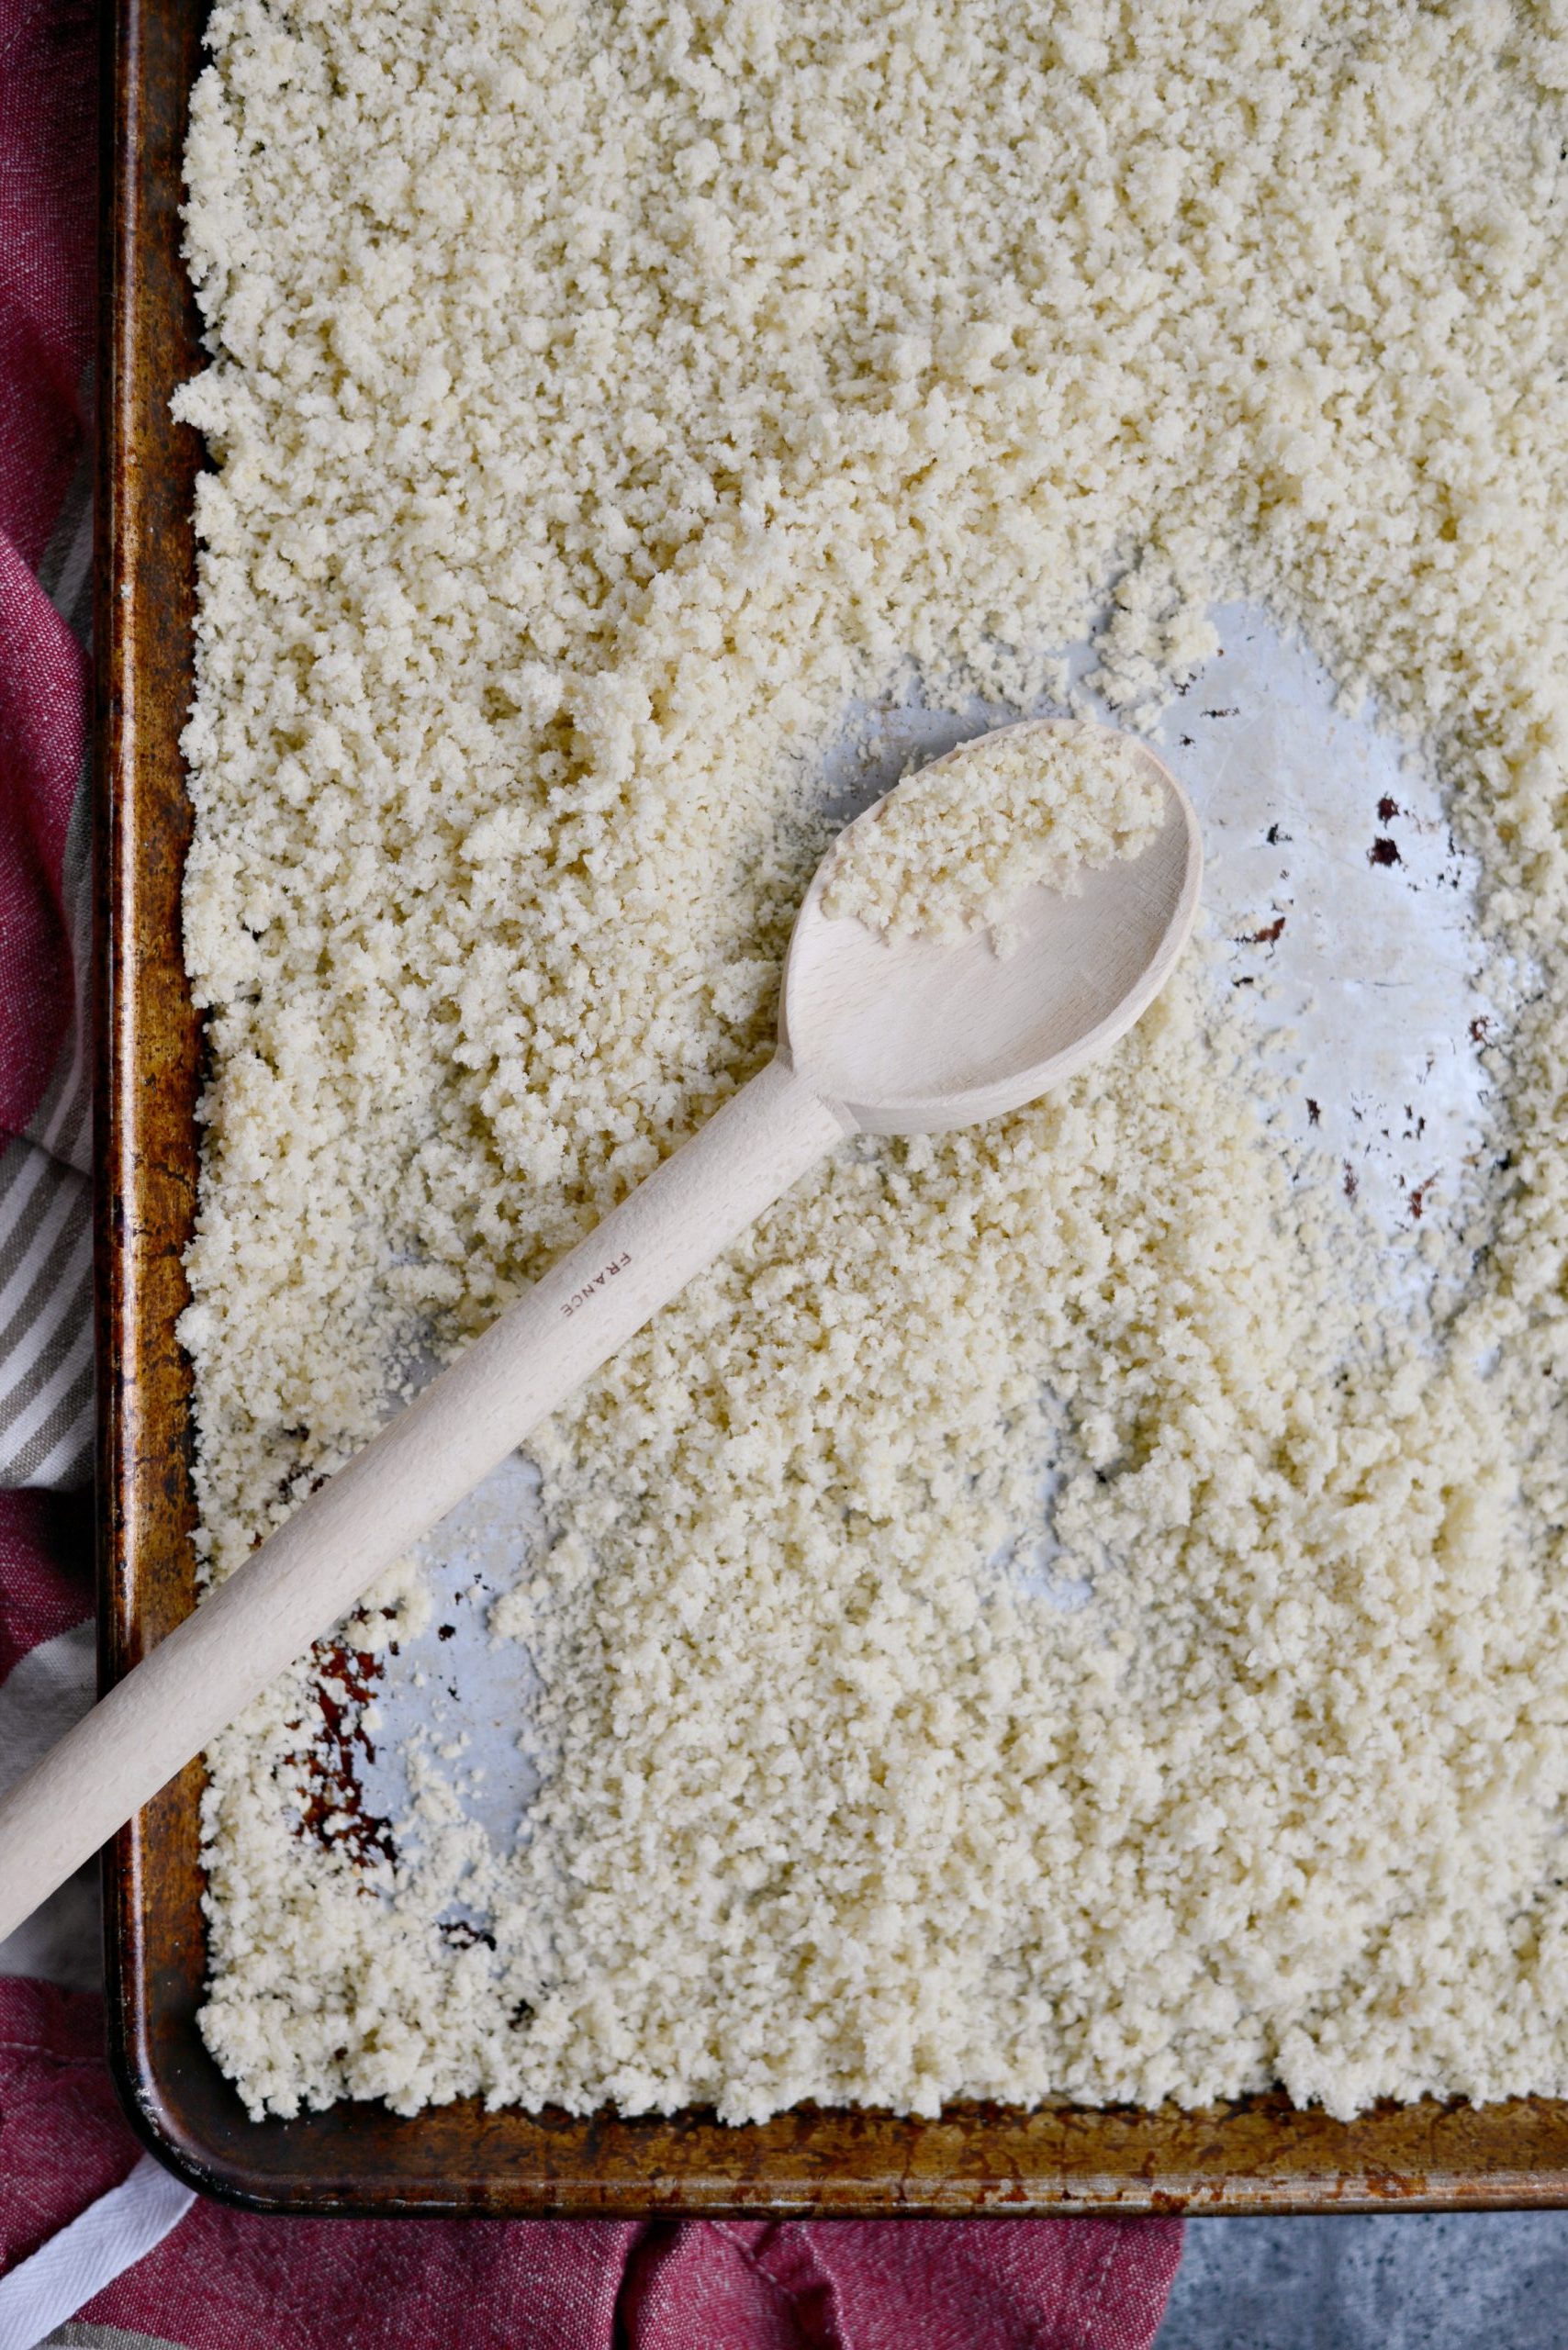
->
xmin=0 ymin=2160 xmax=195 ymax=2350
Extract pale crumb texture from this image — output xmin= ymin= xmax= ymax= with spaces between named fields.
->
xmin=175 ymin=0 xmax=1568 ymax=2128
xmin=819 ymin=725 xmax=1166 ymax=945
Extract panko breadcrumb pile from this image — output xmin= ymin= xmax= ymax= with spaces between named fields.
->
xmin=819 ymin=723 xmax=1166 ymax=946
xmin=174 ymin=0 xmax=1568 ymax=2124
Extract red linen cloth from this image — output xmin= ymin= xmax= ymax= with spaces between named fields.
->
xmin=0 ymin=0 xmax=1183 ymax=2338
xmin=0 ymin=0 xmax=95 ymax=1134
xmin=0 ymin=1984 xmax=1182 ymax=2349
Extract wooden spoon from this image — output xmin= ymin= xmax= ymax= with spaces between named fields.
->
xmin=0 ymin=718 xmax=1200 ymax=1943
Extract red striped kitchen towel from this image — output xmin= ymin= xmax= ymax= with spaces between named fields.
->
xmin=0 ymin=0 xmax=1183 ymax=2340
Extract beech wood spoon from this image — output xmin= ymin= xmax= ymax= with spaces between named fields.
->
xmin=0 ymin=718 xmax=1200 ymax=1945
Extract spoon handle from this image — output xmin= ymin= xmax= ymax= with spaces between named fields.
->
xmin=0 ymin=1056 xmax=849 ymax=1946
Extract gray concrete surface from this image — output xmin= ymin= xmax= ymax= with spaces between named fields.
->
xmin=1157 ymin=2214 xmax=1568 ymax=2349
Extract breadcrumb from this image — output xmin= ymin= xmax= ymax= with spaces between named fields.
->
xmin=174 ymin=0 xmax=1568 ymax=2127
xmin=819 ymin=723 xmax=1166 ymax=946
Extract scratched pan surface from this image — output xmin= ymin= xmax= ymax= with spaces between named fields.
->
xmin=100 ymin=0 xmax=1568 ymax=2213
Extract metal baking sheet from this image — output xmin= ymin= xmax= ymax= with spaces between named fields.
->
xmin=100 ymin=0 xmax=1568 ymax=2212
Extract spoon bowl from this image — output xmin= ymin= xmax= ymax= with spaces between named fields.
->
xmin=784 ymin=719 xmax=1203 ymax=1134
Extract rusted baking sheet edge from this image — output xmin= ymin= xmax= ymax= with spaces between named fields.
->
xmin=94 ymin=0 xmax=1568 ymax=2218
xmin=99 ymin=2084 xmax=1568 ymax=2219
